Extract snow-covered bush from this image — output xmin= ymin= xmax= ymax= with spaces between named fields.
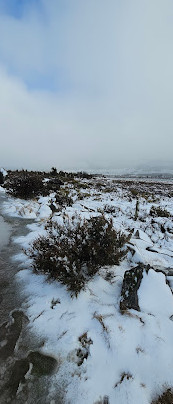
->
xmin=28 ymin=215 xmax=128 ymax=295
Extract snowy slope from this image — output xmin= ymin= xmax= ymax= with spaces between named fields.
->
xmin=2 ymin=176 xmax=173 ymax=404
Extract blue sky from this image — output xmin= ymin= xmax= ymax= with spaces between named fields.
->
xmin=0 ymin=0 xmax=38 ymax=18
xmin=0 ymin=0 xmax=173 ymax=170
xmin=0 ymin=0 xmax=63 ymax=92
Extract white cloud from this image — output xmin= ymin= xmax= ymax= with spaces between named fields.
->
xmin=0 ymin=0 xmax=173 ymax=170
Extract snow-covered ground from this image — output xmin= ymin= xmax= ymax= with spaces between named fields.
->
xmin=2 ymin=175 xmax=173 ymax=404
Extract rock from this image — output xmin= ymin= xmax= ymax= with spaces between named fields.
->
xmin=49 ymin=203 xmax=57 ymax=213
xmin=120 ymin=265 xmax=148 ymax=312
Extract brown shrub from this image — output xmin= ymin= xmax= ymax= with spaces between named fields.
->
xmin=28 ymin=215 xmax=128 ymax=295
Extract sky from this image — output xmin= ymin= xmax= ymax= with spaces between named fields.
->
xmin=0 ymin=0 xmax=173 ymax=171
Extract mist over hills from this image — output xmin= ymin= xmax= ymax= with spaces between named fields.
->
xmin=81 ymin=161 xmax=173 ymax=177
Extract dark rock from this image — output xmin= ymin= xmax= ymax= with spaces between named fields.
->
xmin=49 ymin=202 xmax=57 ymax=213
xmin=134 ymin=230 xmax=140 ymax=238
xmin=120 ymin=265 xmax=147 ymax=312
xmin=160 ymin=224 xmax=165 ymax=233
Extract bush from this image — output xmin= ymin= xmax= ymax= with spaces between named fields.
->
xmin=5 ymin=171 xmax=45 ymax=199
xmin=45 ymin=178 xmax=63 ymax=192
xmin=130 ymin=188 xmax=138 ymax=197
xmin=28 ymin=215 xmax=128 ymax=295
xmin=76 ymin=171 xmax=93 ymax=179
xmin=50 ymin=167 xmax=58 ymax=175
xmin=55 ymin=190 xmax=73 ymax=207
xmin=0 ymin=172 xmax=4 ymax=185
xmin=103 ymin=205 xmax=116 ymax=214
xmin=150 ymin=205 xmax=170 ymax=218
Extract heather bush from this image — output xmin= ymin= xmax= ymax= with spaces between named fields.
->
xmin=28 ymin=215 xmax=128 ymax=295
xmin=76 ymin=171 xmax=93 ymax=179
xmin=0 ymin=172 xmax=4 ymax=185
xmin=150 ymin=205 xmax=170 ymax=218
xmin=103 ymin=205 xmax=116 ymax=214
xmin=130 ymin=188 xmax=138 ymax=197
xmin=45 ymin=178 xmax=63 ymax=192
xmin=5 ymin=171 xmax=45 ymax=199
xmin=55 ymin=190 xmax=73 ymax=207
xmin=50 ymin=167 xmax=58 ymax=175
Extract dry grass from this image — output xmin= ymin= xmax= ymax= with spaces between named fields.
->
xmin=151 ymin=389 xmax=173 ymax=404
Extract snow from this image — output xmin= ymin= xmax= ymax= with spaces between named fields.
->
xmin=2 ymin=175 xmax=173 ymax=403
xmin=138 ymin=269 xmax=173 ymax=317
xmin=0 ymin=167 xmax=8 ymax=177
xmin=16 ymin=265 xmax=173 ymax=404
xmin=38 ymin=203 xmax=52 ymax=219
xmin=0 ymin=186 xmax=5 ymax=192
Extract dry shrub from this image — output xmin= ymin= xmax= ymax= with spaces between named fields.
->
xmin=152 ymin=389 xmax=173 ymax=404
xmin=55 ymin=190 xmax=73 ymax=207
xmin=150 ymin=206 xmax=170 ymax=218
xmin=0 ymin=171 xmax=4 ymax=185
xmin=28 ymin=215 xmax=128 ymax=295
xmin=5 ymin=171 xmax=45 ymax=199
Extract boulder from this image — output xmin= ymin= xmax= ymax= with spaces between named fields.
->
xmin=120 ymin=265 xmax=149 ymax=312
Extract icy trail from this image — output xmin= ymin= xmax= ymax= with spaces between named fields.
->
xmin=0 ymin=192 xmax=61 ymax=404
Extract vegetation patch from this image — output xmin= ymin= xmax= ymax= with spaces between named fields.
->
xmin=150 ymin=206 xmax=170 ymax=218
xmin=77 ymin=332 xmax=93 ymax=366
xmin=103 ymin=205 xmax=116 ymax=214
xmin=152 ymin=389 xmax=173 ymax=404
xmin=0 ymin=171 xmax=4 ymax=185
xmin=4 ymin=171 xmax=46 ymax=199
xmin=114 ymin=372 xmax=133 ymax=388
xmin=55 ymin=189 xmax=73 ymax=207
xmin=28 ymin=215 xmax=128 ymax=295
